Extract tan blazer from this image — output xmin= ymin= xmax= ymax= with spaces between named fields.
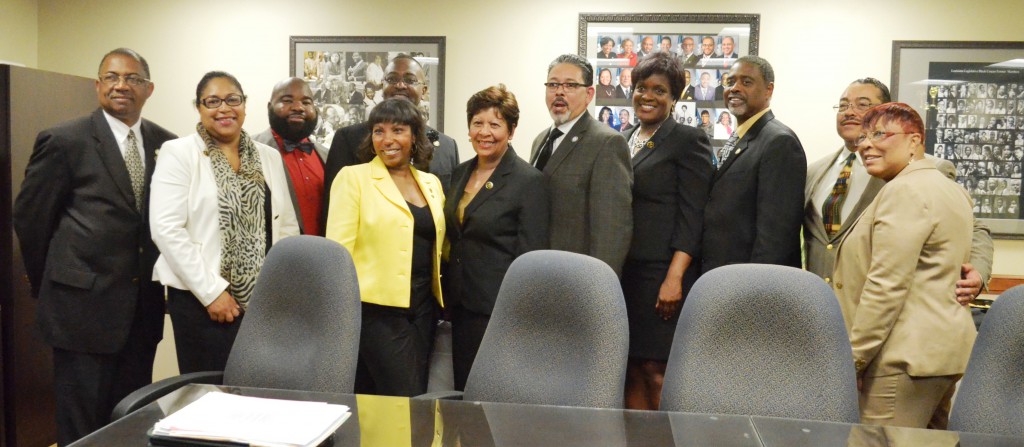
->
xmin=832 ymin=159 xmax=975 ymax=378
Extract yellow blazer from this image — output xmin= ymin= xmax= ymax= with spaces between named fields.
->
xmin=326 ymin=157 xmax=445 ymax=308
xmin=832 ymin=159 xmax=974 ymax=378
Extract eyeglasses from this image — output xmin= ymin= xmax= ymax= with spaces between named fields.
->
xmin=98 ymin=73 xmax=149 ymax=87
xmin=384 ymin=75 xmax=421 ymax=86
xmin=544 ymin=82 xmax=587 ymax=91
xmin=833 ymin=101 xmax=875 ymax=113
xmin=199 ymin=94 xmax=246 ymax=109
xmin=855 ymin=131 xmax=913 ymax=146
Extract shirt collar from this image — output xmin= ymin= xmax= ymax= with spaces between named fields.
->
xmin=736 ymin=108 xmax=771 ymax=139
xmin=101 ymin=110 xmax=142 ymax=144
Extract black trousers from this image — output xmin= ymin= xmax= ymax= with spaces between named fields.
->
xmin=450 ymin=305 xmax=491 ymax=391
xmin=52 ymin=308 xmax=159 ymax=445
xmin=166 ymin=287 xmax=241 ymax=374
xmin=354 ymin=297 xmax=437 ymax=397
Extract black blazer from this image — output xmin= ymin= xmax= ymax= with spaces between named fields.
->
xmin=700 ymin=110 xmax=806 ymax=273
xmin=323 ymin=121 xmax=460 ymax=223
xmin=443 ymin=147 xmax=549 ymax=315
xmin=13 ymin=109 xmax=177 ymax=353
xmin=622 ymin=119 xmax=713 ymax=264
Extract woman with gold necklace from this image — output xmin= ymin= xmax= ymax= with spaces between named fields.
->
xmin=443 ymin=84 xmax=549 ymax=391
xmin=620 ymin=52 xmax=714 ymax=410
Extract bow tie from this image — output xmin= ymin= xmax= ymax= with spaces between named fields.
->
xmin=284 ymin=140 xmax=314 ymax=154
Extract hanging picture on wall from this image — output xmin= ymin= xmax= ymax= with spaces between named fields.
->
xmin=578 ymin=13 xmax=759 ymax=150
xmin=289 ymin=36 xmax=446 ymax=146
xmin=892 ymin=40 xmax=1024 ymax=238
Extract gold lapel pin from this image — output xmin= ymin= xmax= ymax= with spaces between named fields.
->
xmin=646 ymin=141 xmax=654 ymax=148
xmin=485 ymin=181 xmax=494 ymax=189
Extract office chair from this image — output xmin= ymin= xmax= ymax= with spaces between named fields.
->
xmin=660 ymin=263 xmax=860 ymax=423
xmin=111 ymin=236 xmax=361 ymax=420
xmin=949 ymin=285 xmax=1024 ymax=437
xmin=452 ymin=250 xmax=629 ymax=408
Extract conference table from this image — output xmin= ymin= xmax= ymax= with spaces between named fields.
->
xmin=71 ymin=383 xmax=1024 ymax=446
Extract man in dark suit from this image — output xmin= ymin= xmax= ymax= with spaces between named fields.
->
xmin=719 ymin=36 xmax=741 ymax=67
xmin=613 ymin=67 xmax=632 ymax=99
xmin=324 ymin=54 xmax=459 ymax=215
xmin=530 ymin=54 xmax=633 ymax=275
xmin=254 ymin=77 xmax=329 ymax=236
xmin=701 ymin=56 xmax=806 ymax=273
xmin=697 ymin=36 xmax=721 ymax=68
xmin=13 ymin=48 xmax=177 ymax=445
xmin=678 ymin=36 xmax=699 ymax=67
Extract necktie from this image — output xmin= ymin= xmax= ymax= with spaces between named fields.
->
xmin=716 ymin=132 xmax=738 ymax=169
xmin=535 ymin=128 xmax=563 ymax=171
xmin=284 ymin=140 xmax=315 ymax=154
xmin=125 ymin=130 xmax=145 ymax=212
xmin=821 ymin=153 xmax=857 ymax=238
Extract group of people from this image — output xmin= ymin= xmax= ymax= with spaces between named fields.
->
xmin=12 ymin=46 xmax=994 ymax=446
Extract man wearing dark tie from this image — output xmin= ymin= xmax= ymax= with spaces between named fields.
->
xmin=254 ymin=77 xmax=329 ymax=236
xmin=13 ymin=48 xmax=177 ymax=445
xmin=803 ymin=77 xmax=992 ymax=302
xmin=614 ymin=67 xmax=633 ymax=99
xmin=531 ymin=54 xmax=633 ymax=275
xmin=701 ymin=56 xmax=806 ymax=273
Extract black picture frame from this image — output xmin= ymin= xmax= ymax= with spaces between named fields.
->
xmin=289 ymin=35 xmax=446 ymax=145
xmin=892 ymin=40 xmax=1024 ymax=239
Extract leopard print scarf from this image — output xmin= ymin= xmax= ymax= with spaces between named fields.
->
xmin=197 ymin=123 xmax=267 ymax=308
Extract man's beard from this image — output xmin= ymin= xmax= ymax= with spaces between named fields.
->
xmin=269 ymin=112 xmax=318 ymax=142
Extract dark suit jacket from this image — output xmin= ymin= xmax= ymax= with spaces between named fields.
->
xmin=323 ymin=121 xmax=459 ymax=224
xmin=443 ymin=148 xmax=549 ymax=315
xmin=680 ymin=85 xmax=696 ymax=101
xmin=529 ymin=111 xmax=633 ymax=275
xmin=253 ymin=128 xmax=329 ymax=234
xmin=701 ymin=110 xmax=806 ymax=273
xmin=622 ymin=120 xmax=714 ymax=264
xmin=13 ymin=109 xmax=177 ymax=353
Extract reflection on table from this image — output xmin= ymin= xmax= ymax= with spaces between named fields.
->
xmin=70 ymin=384 xmax=1024 ymax=447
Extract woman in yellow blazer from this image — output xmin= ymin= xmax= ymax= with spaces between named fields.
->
xmin=326 ymin=98 xmax=445 ymax=397
xmin=832 ymin=102 xmax=974 ymax=429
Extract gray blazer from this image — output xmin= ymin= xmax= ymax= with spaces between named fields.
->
xmin=253 ymin=128 xmax=328 ymax=234
xmin=529 ymin=111 xmax=633 ymax=275
xmin=804 ymin=148 xmax=993 ymax=283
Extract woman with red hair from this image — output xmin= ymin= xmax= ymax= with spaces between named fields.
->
xmin=831 ymin=102 xmax=975 ymax=429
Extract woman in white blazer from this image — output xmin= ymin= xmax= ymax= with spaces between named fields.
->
xmin=150 ymin=71 xmax=299 ymax=374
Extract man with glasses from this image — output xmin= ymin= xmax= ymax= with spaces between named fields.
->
xmin=530 ymin=53 xmax=632 ymax=275
xmin=803 ymin=77 xmax=992 ymax=304
xmin=13 ymin=48 xmax=176 ymax=445
xmin=324 ymin=54 xmax=459 ymax=205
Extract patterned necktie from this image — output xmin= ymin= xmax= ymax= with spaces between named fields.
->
xmin=821 ymin=153 xmax=857 ymax=238
xmin=125 ymin=130 xmax=145 ymax=212
xmin=535 ymin=128 xmax=563 ymax=171
xmin=716 ymin=132 xmax=739 ymax=169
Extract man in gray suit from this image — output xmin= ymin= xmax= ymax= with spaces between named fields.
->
xmin=324 ymin=54 xmax=459 ymax=213
xmin=254 ymin=77 xmax=328 ymax=235
xmin=530 ymin=54 xmax=633 ymax=275
xmin=804 ymin=77 xmax=992 ymax=302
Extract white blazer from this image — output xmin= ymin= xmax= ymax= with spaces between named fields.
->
xmin=150 ymin=133 xmax=300 ymax=306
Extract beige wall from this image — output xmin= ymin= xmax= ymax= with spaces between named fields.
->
xmin=24 ymin=0 xmax=1024 ymax=277
xmin=0 ymin=0 xmax=38 ymax=67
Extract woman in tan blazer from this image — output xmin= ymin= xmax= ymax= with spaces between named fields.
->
xmin=832 ymin=102 xmax=975 ymax=429
xmin=326 ymin=98 xmax=445 ymax=397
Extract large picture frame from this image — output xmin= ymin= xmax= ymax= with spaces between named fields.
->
xmin=289 ymin=36 xmax=446 ymax=146
xmin=578 ymin=13 xmax=759 ymax=150
xmin=892 ymin=40 xmax=1024 ymax=239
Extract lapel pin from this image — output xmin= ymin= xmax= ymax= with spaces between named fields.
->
xmin=485 ymin=181 xmax=494 ymax=189
xmin=571 ymin=136 xmax=579 ymax=143
xmin=646 ymin=141 xmax=654 ymax=148
xmin=433 ymin=140 xmax=440 ymax=147
xmin=736 ymin=148 xmax=743 ymax=154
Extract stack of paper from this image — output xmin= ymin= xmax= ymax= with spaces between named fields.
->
xmin=150 ymin=392 xmax=351 ymax=447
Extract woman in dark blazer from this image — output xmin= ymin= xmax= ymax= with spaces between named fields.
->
xmin=444 ymin=84 xmax=549 ymax=390
xmin=620 ymin=52 xmax=714 ymax=410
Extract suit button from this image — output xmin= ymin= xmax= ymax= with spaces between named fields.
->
xmin=139 ymin=247 xmax=144 ymax=254
xmin=131 ymin=277 xmax=140 ymax=285
xmin=824 ymin=277 xmax=831 ymax=284
xmin=826 ymin=244 xmax=833 ymax=250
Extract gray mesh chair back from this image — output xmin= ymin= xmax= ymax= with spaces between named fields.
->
xmin=463 ymin=250 xmax=628 ymax=408
xmin=660 ymin=264 xmax=859 ymax=422
xmin=223 ymin=235 xmax=361 ymax=393
xmin=950 ymin=285 xmax=1024 ymax=437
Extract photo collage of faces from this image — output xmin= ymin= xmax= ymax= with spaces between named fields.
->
xmin=590 ymin=33 xmax=741 ymax=148
xmin=302 ymin=51 xmax=433 ymax=146
xmin=927 ymin=82 xmax=1024 ymax=220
